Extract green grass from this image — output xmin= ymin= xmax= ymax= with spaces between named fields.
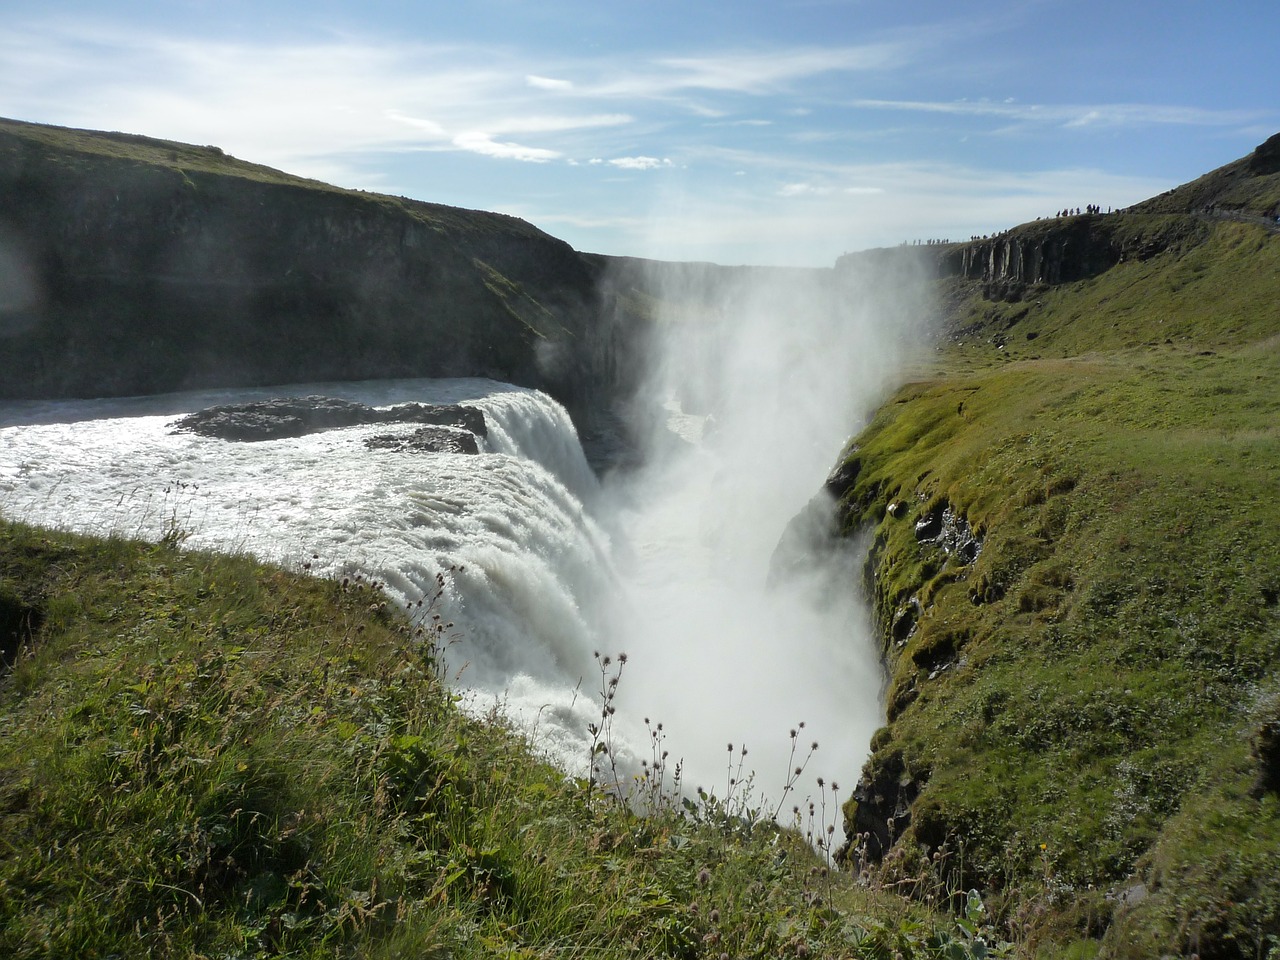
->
xmin=835 ymin=219 xmax=1280 ymax=957
xmin=0 ymin=518 xmax=1020 ymax=959
xmin=943 ymin=219 xmax=1280 ymax=364
xmin=0 ymin=116 xmax=557 ymax=241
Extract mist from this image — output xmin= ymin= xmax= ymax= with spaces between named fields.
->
xmin=592 ymin=252 xmax=934 ymax=818
xmin=0 ymin=217 xmax=935 ymax=839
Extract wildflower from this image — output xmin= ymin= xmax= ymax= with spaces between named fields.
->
xmin=697 ymin=868 xmax=711 ymax=886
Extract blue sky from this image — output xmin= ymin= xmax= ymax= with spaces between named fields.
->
xmin=3 ymin=1 xmax=1276 ymax=265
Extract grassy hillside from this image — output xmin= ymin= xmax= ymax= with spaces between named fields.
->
xmin=834 ymin=153 xmax=1280 ymax=956
xmin=2 ymin=518 xmax=1024 ymax=959
xmin=0 ymin=117 xmax=551 ymax=237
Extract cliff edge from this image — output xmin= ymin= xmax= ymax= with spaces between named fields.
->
xmin=0 ymin=117 xmax=630 ymax=423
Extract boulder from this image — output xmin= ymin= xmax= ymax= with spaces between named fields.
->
xmin=171 ymin=395 xmax=487 ymax=443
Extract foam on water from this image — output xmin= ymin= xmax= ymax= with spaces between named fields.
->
xmin=0 ymin=374 xmax=883 ymax=821
xmin=0 ymin=378 xmax=618 ymax=776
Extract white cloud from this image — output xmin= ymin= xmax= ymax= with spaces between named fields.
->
xmin=384 ymin=110 xmax=447 ymax=138
xmin=498 ymin=113 xmax=633 ymax=134
xmin=608 ymin=156 xmax=672 ymax=170
xmin=706 ymin=119 xmax=774 ymax=127
xmin=778 ymin=181 xmax=880 ymax=198
xmin=452 ymin=132 xmax=560 ymax=163
xmin=850 ymin=97 xmax=1263 ymax=129
xmin=527 ymin=74 xmax=573 ymax=91
xmin=0 ymin=20 xmax=629 ymax=179
xmin=780 ymin=182 xmax=829 ymax=197
xmin=650 ymin=43 xmax=905 ymax=94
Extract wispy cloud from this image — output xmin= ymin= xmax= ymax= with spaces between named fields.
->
xmin=608 ymin=156 xmax=673 ymax=170
xmin=0 ymin=20 xmax=638 ymax=178
xmin=779 ymin=182 xmax=885 ymax=197
xmin=649 ymin=43 xmax=906 ymax=94
xmin=611 ymin=160 xmax=1175 ymax=265
xmin=851 ymin=97 xmax=1263 ymax=129
xmin=452 ymin=132 xmax=560 ymax=163
xmin=569 ymin=40 xmax=917 ymax=107
xmin=527 ymin=74 xmax=573 ymax=91
xmin=706 ymin=119 xmax=774 ymax=128
xmin=0 ymin=12 xmax=1257 ymax=264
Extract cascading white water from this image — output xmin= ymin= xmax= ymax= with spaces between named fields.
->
xmin=0 ymin=379 xmax=621 ymax=774
xmin=1 ymin=254 xmax=925 ymax=836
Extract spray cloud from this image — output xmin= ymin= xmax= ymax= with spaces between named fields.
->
xmin=596 ymin=248 xmax=934 ymax=815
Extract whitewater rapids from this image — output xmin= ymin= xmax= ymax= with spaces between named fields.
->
xmin=0 ymin=377 xmax=882 ymax=822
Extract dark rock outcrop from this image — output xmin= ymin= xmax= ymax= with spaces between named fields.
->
xmin=913 ymin=501 xmax=982 ymax=564
xmin=844 ymin=749 xmax=922 ymax=865
xmin=1247 ymin=132 xmax=1280 ymax=176
xmin=1251 ymin=714 xmax=1280 ymax=798
xmin=364 ymin=426 xmax=480 ymax=456
xmin=0 ymin=588 xmax=43 ymax=673
xmin=171 ymin=395 xmax=487 ymax=443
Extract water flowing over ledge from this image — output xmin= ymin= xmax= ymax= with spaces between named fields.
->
xmin=1 ymin=375 xmax=883 ymax=812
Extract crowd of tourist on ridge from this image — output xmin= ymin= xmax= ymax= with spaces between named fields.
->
xmin=900 ymin=203 xmax=1116 ymax=247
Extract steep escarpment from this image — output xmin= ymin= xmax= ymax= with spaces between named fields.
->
xmin=0 ymin=118 xmax=640 ymax=426
xmin=836 ymin=133 xmax=1280 ymax=328
xmin=832 ymin=138 xmax=1280 ymax=957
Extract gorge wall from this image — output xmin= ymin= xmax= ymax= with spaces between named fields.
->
xmin=0 ymin=118 xmax=647 ymax=429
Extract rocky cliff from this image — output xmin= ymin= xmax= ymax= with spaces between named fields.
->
xmin=834 ymin=133 xmax=1280 ymax=310
xmin=0 ymin=118 xmax=642 ymax=427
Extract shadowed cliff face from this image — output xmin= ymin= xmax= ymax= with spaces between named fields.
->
xmin=835 ymin=215 xmax=1210 ymax=310
xmin=0 ymin=119 xmax=635 ymax=425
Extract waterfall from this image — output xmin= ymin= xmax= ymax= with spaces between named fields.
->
xmin=0 ymin=370 xmax=887 ymax=816
xmin=0 ymin=379 xmax=623 ymax=771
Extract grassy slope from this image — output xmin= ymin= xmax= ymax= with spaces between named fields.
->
xmin=0 ymin=116 xmax=539 ymax=239
xmin=0 ymin=520 xmax=1006 ymax=959
xmin=835 ymin=212 xmax=1280 ymax=957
